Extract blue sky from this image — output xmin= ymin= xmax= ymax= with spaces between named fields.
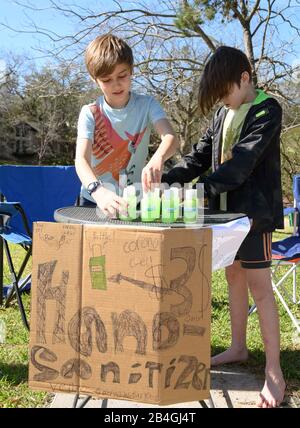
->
xmin=0 ymin=0 xmax=299 ymax=74
xmin=0 ymin=0 xmax=92 ymax=65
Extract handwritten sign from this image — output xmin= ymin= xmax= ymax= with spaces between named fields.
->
xmin=29 ymin=222 xmax=212 ymax=405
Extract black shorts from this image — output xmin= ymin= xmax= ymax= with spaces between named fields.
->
xmin=235 ymin=231 xmax=272 ymax=269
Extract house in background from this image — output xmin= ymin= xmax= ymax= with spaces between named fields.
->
xmin=0 ymin=121 xmax=75 ymax=163
xmin=13 ymin=121 xmax=39 ymax=157
xmin=0 ymin=121 xmax=39 ymax=162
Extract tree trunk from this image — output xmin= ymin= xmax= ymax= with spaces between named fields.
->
xmin=243 ymin=24 xmax=258 ymax=87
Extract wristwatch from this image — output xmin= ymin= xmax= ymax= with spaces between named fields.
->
xmin=87 ymin=180 xmax=103 ymax=195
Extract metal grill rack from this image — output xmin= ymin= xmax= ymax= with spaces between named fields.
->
xmin=54 ymin=206 xmax=246 ymax=227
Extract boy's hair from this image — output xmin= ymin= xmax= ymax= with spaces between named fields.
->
xmin=85 ymin=33 xmax=134 ymax=80
xmin=198 ymin=46 xmax=252 ymax=115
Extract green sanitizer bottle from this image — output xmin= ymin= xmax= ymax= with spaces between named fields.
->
xmin=171 ymin=187 xmax=181 ymax=221
xmin=162 ymin=189 xmax=177 ymax=223
xmin=141 ymin=191 xmax=156 ymax=222
xmin=153 ymin=187 xmax=161 ymax=220
xmin=184 ymin=188 xmax=198 ymax=223
xmin=119 ymin=185 xmax=137 ymax=221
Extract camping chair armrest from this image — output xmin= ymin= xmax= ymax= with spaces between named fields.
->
xmin=15 ymin=204 xmax=32 ymax=238
xmin=0 ymin=201 xmax=22 ymax=215
xmin=0 ymin=202 xmax=32 ymax=238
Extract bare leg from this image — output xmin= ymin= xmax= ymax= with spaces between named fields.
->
xmin=247 ymin=267 xmax=286 ymax=408
xmin=211 ymin=260 xmax=249 ymax=366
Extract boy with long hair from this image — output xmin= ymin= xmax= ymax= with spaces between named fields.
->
xmin=162 ymin=46 xmax=286 ymax=408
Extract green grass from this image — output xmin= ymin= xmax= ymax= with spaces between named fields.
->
xmin=211 ymin=265 xmax=300 ymax=380
xmin=211 ymin=230 xmax=300 ymax=405
xmin=0 ymin=295 xmax=49 ymax=408
xmin=0 ymin=234 xmax=299 ymax=407
xmin=0 ymin=244 xmax=49 ymax=408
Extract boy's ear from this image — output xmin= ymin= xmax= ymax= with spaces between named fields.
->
xmin=241 ymin=71 xmax=250 ymax=83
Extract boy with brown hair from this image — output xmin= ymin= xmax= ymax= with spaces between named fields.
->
xmin=162 ymin=46 xmax=286 ymax=408
xmin=75 ymin=33 xmax=179 ymax=217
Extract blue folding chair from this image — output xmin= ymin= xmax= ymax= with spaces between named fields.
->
xmin=0 ymin=201 xmax=32 ymax=329
xmin=249 ymin=175 xmax=300 ymax=333
xmin=0 ymin=165 xmax=81 ymax=329
xmin=271 ymin=174 xmax=300 ymax=333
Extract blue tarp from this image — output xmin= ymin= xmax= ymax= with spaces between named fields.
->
xmin=0 ymin=165 xmax=81 ymax=234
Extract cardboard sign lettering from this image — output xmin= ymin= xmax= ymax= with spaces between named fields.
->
xmin=29 ymin=222 xmax=212 ymax=405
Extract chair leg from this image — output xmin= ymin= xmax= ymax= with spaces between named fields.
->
xmin=5 ymin=246 xmax=31 ymax=306
xmin=5 ymin=272 xmax=31 ymax=307
xmin=199 ymin=394 xmax=215 ymax=408
xmin=248 ymin=303 xmax=257 ymax=315
xmin=271 ymin=260 xmax=300 ymax=332
xmin=292 ymin=268 xmax=297 ymax=304
xmin=72 ymin=393 xmax=80 ymax=408
xmin=101 ymin=399 xmax=108 ymax=408
xmin=3 ymin=241 xmax=29 ymax=330
xmin=273 ymin=284 xmax=300 ymax=333
xmin=72 ymin=394 xmax=107 ymax=408
xmin=72 ymin=394 xmax=92 ymax=408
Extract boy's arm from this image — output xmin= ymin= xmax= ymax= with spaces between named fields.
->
xmin=75 ymin=138 xmax=127 ymax=217
xmin=203 ymin=101 xmax=282 ymax=197
xmin=161 ymin=125 xmax=214 ymax=187
xmin=75 ymin=137 xmax=99 ymax=188
xmin=142 ymin=118 xmax=179 ymax=192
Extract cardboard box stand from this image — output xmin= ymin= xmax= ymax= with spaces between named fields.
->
xmin=29 ymin=222 xmax=212 ymax=405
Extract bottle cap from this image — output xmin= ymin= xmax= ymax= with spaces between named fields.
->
xmin=185 ymin=189 xmax=197 ymax=200
xmin=164 ymin=189 xmax=171 ymax=199
xmin=171 ymin=187 xmax=180 ymax=199
xmin=125 ymin=185 xmax=135 ymax=197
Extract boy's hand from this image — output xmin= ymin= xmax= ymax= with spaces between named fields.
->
xmin=92 ymin=186 xmax=128 ymax=218
xmin=142 ymin=154 xmax=164 ymax=193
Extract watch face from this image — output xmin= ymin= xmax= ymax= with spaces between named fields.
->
xmin=88 ymin=181 xmax=99 ymax=194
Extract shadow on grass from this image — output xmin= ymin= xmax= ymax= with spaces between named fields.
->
xmin=0 ymin=362 xmax=28 ymax=386
xmin=211 ymin=345 xmax=300 ymax=388
xmin=211 ymin=299 xmax=229 ymax=310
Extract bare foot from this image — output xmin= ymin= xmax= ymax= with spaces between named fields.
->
xmin=257 ymin=370 xmax=286 ymax=408
xmin=211 ymin=346 xmax=248 ymax=366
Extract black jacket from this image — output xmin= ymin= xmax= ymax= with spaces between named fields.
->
xmin=162 ymin=97 xmax=284 ymax=232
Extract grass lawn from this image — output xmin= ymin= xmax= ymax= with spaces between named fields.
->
xmin=0 ymin=231 xmax=299 ymax=408
xmin=0 ymin=244 xmax=48 ymax=408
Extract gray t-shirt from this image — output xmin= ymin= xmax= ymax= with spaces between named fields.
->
xmin=77 ymin=91 xmax=166 ymax=201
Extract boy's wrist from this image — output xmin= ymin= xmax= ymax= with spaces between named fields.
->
xmin=152 ymin=151 xmax=165 ymax=163
xmin=87 ymin=179 xmax=103 ymax=196
xmin=93 ymin=185 xmax=107 ymax=197
xmin=90 ymin=185 xmax=108 ymax=203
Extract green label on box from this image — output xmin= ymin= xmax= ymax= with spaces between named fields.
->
xmin=89 ymin=255 xmax=107 ymax=290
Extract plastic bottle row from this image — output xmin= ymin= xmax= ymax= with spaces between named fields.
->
xmin=119 ymin=185 xmax=199 ymax=223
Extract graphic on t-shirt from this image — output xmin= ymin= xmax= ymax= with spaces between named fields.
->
xmin=90 ymin=104 xmax=146 ymax=183
xmin=125 ymin=130 xmax=147 ymax=153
